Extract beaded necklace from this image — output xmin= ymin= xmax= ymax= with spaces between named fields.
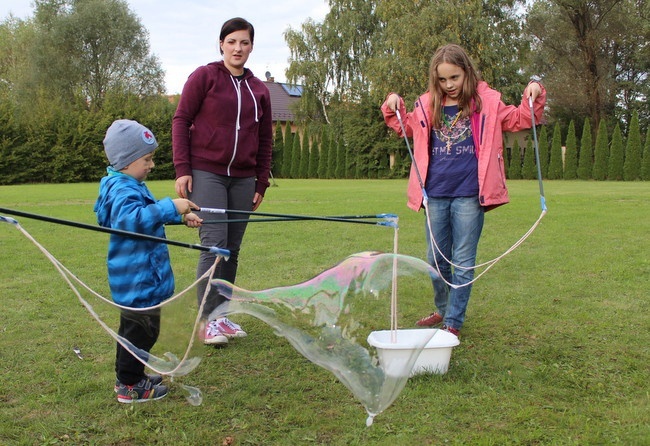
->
xmin=436 ymin=99 xmax=469 ymax=151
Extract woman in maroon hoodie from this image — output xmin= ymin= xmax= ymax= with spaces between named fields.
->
xmin=172 ymin=17 xmax=273 ymax=346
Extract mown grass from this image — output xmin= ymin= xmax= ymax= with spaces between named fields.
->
xmin=0 ymin=180 xmax=648 ymax=445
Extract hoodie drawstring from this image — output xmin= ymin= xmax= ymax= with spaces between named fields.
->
xmin=244 ymin=79 xmax=259 ymax=122
xmin=226 ymin=75 xmax=260 ymax=176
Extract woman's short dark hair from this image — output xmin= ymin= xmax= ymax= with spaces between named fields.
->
xmin=219 ymin=17 xmax=254 ymax=54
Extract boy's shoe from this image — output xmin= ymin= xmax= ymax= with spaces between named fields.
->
xmin=442 ymin=325 xmax=460 ymax=337
xmin=213 ymin=317 xmax=247 ymax=338
xmin=114 ymin=373 xmax=163 ymax=392
xmin=416 ymin=312 xmax=443 ymax=327
xmin=116 ymin=378 xmax=168 ymax=403
xmin=204 ymin=320 xmax=228 ymax=345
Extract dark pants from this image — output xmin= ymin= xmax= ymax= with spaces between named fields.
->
xmin=189 ymin=170 xmax=255 ymax=318
xmin=115 ymin=308 xmax=161 ymax=385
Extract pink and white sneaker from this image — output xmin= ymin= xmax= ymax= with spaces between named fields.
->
xmin=203 ymin=320 xmax=228 ymax=345
xmin=213 ymin=317 xmax=247 ymax=339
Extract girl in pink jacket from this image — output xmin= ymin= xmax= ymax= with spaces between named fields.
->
xmin=381 ymin=44 xmax=545 ymax=337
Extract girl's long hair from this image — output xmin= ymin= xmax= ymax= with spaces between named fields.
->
xmin=428 ymin=44 xmax=482 ymax=129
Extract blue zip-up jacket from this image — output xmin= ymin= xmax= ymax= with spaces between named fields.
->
xmin=94 ymin=169 xmax=182 ymax=307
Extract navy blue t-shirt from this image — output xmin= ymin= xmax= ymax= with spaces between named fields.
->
xmin=425 ymin=104 xmax=478 ymax=198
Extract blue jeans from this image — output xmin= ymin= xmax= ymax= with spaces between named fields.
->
xmin=425 ymin=196 xmax=484 ymax=330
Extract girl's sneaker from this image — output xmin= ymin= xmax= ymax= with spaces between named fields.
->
xmin=203 ymin=320 xmax=228 ymax=345
xmin=213 ymin=317 xmax=247 ymax=338
xmin=116 ymin=378 xmax=168 ymax=403
xmin=416 ymin=312 xmax=443 ymax=327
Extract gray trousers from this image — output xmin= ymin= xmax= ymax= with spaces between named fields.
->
xmin=189 ymin=170 xmax=255 ymax=318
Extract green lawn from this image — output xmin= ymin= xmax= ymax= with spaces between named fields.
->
xmin=1 ymin=180 xmax=648 ymax=445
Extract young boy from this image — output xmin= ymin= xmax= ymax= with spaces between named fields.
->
xmin=94 ymin=119 xmax=202 ymax=403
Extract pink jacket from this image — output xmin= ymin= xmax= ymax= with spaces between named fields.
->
xmin=381 ymin=81 xmax=546 ymax=212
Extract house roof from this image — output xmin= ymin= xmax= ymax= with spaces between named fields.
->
xmin=264 ymin=80 xmax=302 ymax=123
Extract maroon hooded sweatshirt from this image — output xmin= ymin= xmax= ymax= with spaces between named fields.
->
xmin=172 ymin=61 xmax=273 ymax=197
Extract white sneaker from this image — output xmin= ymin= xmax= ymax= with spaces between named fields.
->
xmin=203 ymin=320 xmax=228 ymax=345
xmin=213 ymin=317 xmax=247 ymax=338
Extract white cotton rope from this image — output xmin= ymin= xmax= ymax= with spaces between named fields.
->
xmin=423 ymin=205 xmax=547 ymax=290
xmin=10 ymin=221 xmax=221 ymax=380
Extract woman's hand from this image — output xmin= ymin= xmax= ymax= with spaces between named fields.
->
xmin=252 ymin=192 xmax=263 ymax=211
xmin=175 ymin=175 xmax=193 ymax=199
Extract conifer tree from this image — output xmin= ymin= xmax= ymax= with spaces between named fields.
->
xmin=272 ymin=122 xmax=284 ymax=178
xmin=592 ymin=119 xmax=608 ymax=180
xmin=522 ymin=138 xmax=537 ymax=179
xmin=335 ymin=139 xmax=345 ymax=179
xmin=355 ymin=151 xmax=362 ymax=179
xmin=608 ymin=123 xmax=624 ymax=180
xmin=538 ymin=126 xmax=550 ymax=178
xmin=308 ymin=132 xmax=319 ymax=178
xmin=326 ymin=135 xmax=336 ymax=179
xmin=641 ymin=130 xmax=650 ymax=181
xmin=391 ymin=150 xmax=402 ymax=178
xmin=282 ymin=126 xmax=294 ymax=178
xmin=548 ymin=123 xmax=564 ymax=179
xmin=508 ymin=139 xmax=522 ymax=179
xmin=318 ymin=127 xmax=329 ymax=179
xmin=623 ymin=111 xmax=642 ymax=181
xmin=346 ymin=147 xmax=356 ymax=179
xmin=299 ymin=129 xmax=309 ymax=178
xmin=290 ymin=131 xmax=301 ymax=179
xmin=563 ymin=120 xmax=578 ymax=179
xmin=577 ymin=119 xmax=593 ymax=180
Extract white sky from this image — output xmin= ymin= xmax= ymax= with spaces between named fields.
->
xmin=0 ymin=0 xmax=329 ymax=94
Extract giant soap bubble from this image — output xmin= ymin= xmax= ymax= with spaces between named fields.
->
xmin=212 ymin=251 xmax=443 ymax=426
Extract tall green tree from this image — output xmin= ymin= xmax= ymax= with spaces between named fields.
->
xmin=537 ymin=126 xmax=549 ymax=179
xmin=623 ymin=111 xmax=642 ymax=180
xmin=641 ymin=130 xmax=650 ymax=181
xmin=28 ymin=0 xmax=164 ymax=109
xmin=318 ymin=127 xmax=330 ymax=179
xmin=607 ymin=123 xmax=624 ymax=180
xmin=282 ymin=127 xmax=294 ymax=178
xmin=299 ymin=129 xmax=310 ymax=178
xmin=335 ymin=138 xmax=345 ymax=179
xmin=592 ymin=119 xmax=609 ymax=180
xmin=290 ymin=131 xmax=301 ymax=179
xmin=563 ymin=120 xmax=578 ymax=180
xmin=371 ymin=0 xmax=528 ymax=105
xmin=326 ymin=134 xmax=336 ymax=179
xmin=508 ymin=139 xmax=522 ymax=179
xmin=548 ymin=123 xmax=564 ymax=179
xmin=272 ymin=122 xmax=284 ymax=178
xmin=526 ymin=0 xmax=648 ymax=130
xmin=522 ymin=138 xmax=537 ymax=179
xmin=577 ymin=119 xmax=593 ymax=180
xmin=308 ymin=132 xmax=320 ymax=178
xmin=285 ymin=0 xmax=380 ymax=125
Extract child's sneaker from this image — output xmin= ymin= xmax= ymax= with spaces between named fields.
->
xmin=116 ymin=378 xmax=168 ymax=403
xmin=203 ymin=320 xmax=228 ymax=345
xmin=114 ymin=373 xmax=163 ymax=392
xmin=213 ymin=317 xmax=247 ymax=338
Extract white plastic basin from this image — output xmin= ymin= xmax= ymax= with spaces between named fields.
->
xmin=367 ymin=328 xmax=460 ymax=376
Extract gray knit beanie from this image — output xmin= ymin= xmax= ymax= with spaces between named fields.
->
xmin=103 ymin=119 xmax=158 ymax=171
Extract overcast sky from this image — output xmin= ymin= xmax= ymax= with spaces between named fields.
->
xmin=0 ymin=0 xmax=329 ymax=94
